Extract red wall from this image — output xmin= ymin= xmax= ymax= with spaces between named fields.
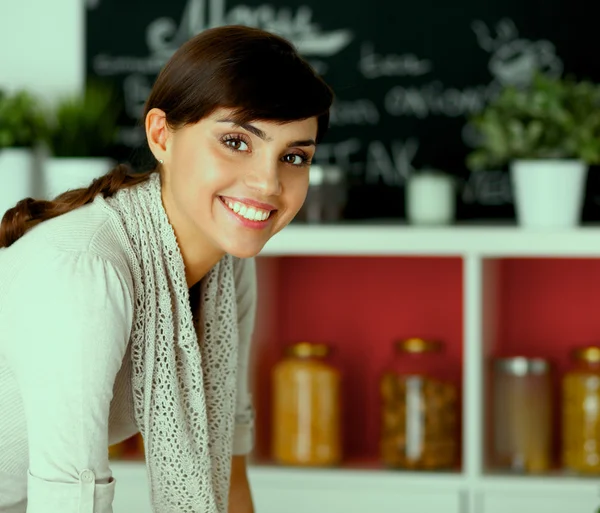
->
xmin=497 ymin=258 xmax=600 ymax=369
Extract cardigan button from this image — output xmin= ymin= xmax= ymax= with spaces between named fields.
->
xmin=80 ymin=469 xmax=95 ymax=483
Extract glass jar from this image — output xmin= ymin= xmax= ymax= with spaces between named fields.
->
xmin=492 ymin=357 xmax=552 ymax=473
xmin=380 ymin=338 xmax=458 ymax=470
xmin=108 ymin=442 xmax=125 ymax=459
xmin=135 ymin=433 xmax=145 ymax=459
xmin=562 ymin=346 xmax=600 ymax=474
xmin=271 ymin=342 xmax=341 ymax=466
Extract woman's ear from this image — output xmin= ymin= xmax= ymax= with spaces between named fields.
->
xmin=146 ymin=108 xmax=171 ymax=164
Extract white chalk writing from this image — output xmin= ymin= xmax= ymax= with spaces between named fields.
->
xmin=385 ymin=81 xmax=499 ymax=118
xmin=364 ymin=138 xmax=419 ymax=186
xmin=117 ymin=126 xmax=146 ymax=147
xmin=315 ymin=137 xmax=418 ymax=187
xmin=359 ymin=42 xmax=432 ymax=79
xmin=122 ymin=74 xmax=153 ymax=119
xmin=462 ymin=170 xmax=512 ymax=205
xmin=314 ymin=138 xmax=362 ymax=174
xmin=93 ymin=55 xmax=166 ymax=76
xmin=307 ymin=59 xmax=329 ymax=75
xmin=329 ymin=99 xmax=380 ymax=126
xmin=146 ymin=0 xmax=353 ymax=59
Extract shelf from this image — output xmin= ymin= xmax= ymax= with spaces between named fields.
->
xmin=482 ymin=470 xmax=600 ymax=491
xmin=251 ymin=256 xmax=463 ymax=464
xmin=110 ymin=459 xmax=463 ymax=483
xmin=110 ymin=461 xmax=466 ymax=513
xmin=248 ymin=458 xmax=464 ymax=482
xmin=261 ymin=223 xmax=600 ymax=257
xmin=109 ymin=461 xmax=600 ymax=513
xmin=481 ymin=258 xmax=600 ymax=475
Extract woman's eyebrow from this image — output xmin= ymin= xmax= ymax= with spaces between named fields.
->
xmin=287 ymin=139 xmax=316 ymax=148
xmin=217 ymin=118 xmax=271 ymax=141
xmin=216 ymin=118 xmax=316 ymax=148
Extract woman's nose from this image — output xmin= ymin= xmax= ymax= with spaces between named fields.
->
xmin=243 ymin=159 xmax=282 ymax=197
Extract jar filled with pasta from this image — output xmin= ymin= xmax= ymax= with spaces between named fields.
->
xmin=563 ymin=346 xmax=600 ymax=474
xmin=271 ymin=342 xmax=341 ymax=466
xmin=380 ymin=337 xmax=458 ymax=470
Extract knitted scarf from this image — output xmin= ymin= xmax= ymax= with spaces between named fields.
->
xmin=98 ymin=172 xmax=239 ymax=513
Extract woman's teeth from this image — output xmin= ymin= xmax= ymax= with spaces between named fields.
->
xmin=223 ymin=198 xmax=272 ymax=222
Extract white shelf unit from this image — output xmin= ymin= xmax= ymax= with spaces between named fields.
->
xmin=111 ymin=224 xmax=600 ymax=513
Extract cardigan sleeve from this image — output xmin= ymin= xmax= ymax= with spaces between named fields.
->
xmin=3 ymin=249 xmax=133 ymax=513
xmin=232 ymin=256 xmax=257 ymax=456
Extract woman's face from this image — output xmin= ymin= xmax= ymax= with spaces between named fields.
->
xmin=148 ymin=107 xmax=318 ymax=262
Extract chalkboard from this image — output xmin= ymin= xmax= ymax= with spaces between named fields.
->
xmin=85 ymin=0 xmax=600 ymax=221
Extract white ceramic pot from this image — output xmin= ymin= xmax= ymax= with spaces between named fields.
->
xmin=43 ymin=157 xmax=114 ymax=200
xmin=406 ymin=171 xmax=455 ymax=225
xmin=510 ymin=159 xmax=588 ymax=229
xmin=0 ymin=147 xmax=39 ymax=219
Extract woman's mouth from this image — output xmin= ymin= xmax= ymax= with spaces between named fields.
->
xmin=218 ymin=196 xmax=276 ymax=228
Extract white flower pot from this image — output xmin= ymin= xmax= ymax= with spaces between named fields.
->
xmin=510 ymin=159 xmax=588 ymax=229
xmin=0 ymin=148 xmax=40 ymax=219
xmin=406 ymin=171 xmax=455 ymax=225
xmin=43 ymin=157 xmax=114 ymax=200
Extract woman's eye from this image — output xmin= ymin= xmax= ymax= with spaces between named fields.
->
xmin=223 ymin=137 xmax=249 ymax=151
xmin=284 ymin=154 xmax=308 ymax=166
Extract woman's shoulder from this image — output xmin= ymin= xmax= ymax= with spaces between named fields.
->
xmin=0 ymin=201 xmax=135 ymax=297
xmin=36 ymin=201 xmax=128 ymax=259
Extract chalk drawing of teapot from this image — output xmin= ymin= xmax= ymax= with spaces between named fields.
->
xmin=472 ymin=18 xmax=563 ymax=87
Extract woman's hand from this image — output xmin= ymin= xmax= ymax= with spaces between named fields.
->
xmin=228 ymin=455 xmax=255 ymax=513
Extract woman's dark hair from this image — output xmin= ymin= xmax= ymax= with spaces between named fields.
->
xmin=0 ymin=25 xmax=334 ymax=248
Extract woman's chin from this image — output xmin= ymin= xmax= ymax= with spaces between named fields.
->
xmin=222 ymin=240 xmax=268 ymax=260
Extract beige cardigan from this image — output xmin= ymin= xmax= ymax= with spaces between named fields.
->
xmin=0 ymin=200 xmax=256 ymax=512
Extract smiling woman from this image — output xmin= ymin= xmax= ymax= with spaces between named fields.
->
xmin=0 ymin=25 xmax=333 ymax=513
xmin=151 ymin=107 xmax=320 ymax=283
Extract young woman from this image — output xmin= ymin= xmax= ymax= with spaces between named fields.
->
xmin=0 ymin=25 xmax=333 ymax=513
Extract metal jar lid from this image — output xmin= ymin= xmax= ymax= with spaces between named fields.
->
xmin=572 ymin=346 xmax=600 ymax=363
xmin=494 ymin=357 xmax=550 ymax=376
xmin=286 ymin=341 xmax=330 ymax=359
xmin=395 ymin=337 xmax=443 ymax=354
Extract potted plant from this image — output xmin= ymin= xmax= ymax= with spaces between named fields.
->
xmin=42 ymin=80 xmax=120 ymax=199
xmin=0 ymin=89 xmax=47 ymax=216
xmin=467 ymin=72 xmax=600 ymax=228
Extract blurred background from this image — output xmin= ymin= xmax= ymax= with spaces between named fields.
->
xmin=3 ymin=1 xmax=600 ymax=512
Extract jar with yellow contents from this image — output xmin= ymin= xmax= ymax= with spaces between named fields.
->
xmin=271 ymin=342 xmax=341 ymax=466
xmin=380 ymin=338 xmax=458 ymax=470
xmin=108 ymin=442 xmax=125 ymax=460
xmin=562 ymin=346 xmax=600 ymax=474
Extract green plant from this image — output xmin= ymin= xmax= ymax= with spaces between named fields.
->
xmin=0 ymin=89 xmax=48 ymax=149
xmin=46 ymin=80 xmax=120 ymax=158
xmin=467 ymin=73 xmax=600 ymax=170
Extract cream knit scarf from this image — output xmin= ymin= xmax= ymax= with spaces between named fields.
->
xmin=99 ymin=172 xmax=239 ymax=513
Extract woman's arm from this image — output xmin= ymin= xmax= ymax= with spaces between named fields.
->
xmin=230 ymin=258 xmax=258 ymax=512
xmin=228 ymin=455 xmax=254 ymax=513
xmin=3 ymin=251 xmax=133 ymax=512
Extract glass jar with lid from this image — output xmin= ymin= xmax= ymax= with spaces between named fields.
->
xmin=271 ymin=341 xmax=341 ymax=466
xmin=492 ymin=357 xmax=553 ymax=473
xmin=108 ymin=442 xmax=125 ymax=460
xmin=562 ymin=346 xmax=600 ymax=474
xmin=379 ymin=337 xmax=458 ymax=470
